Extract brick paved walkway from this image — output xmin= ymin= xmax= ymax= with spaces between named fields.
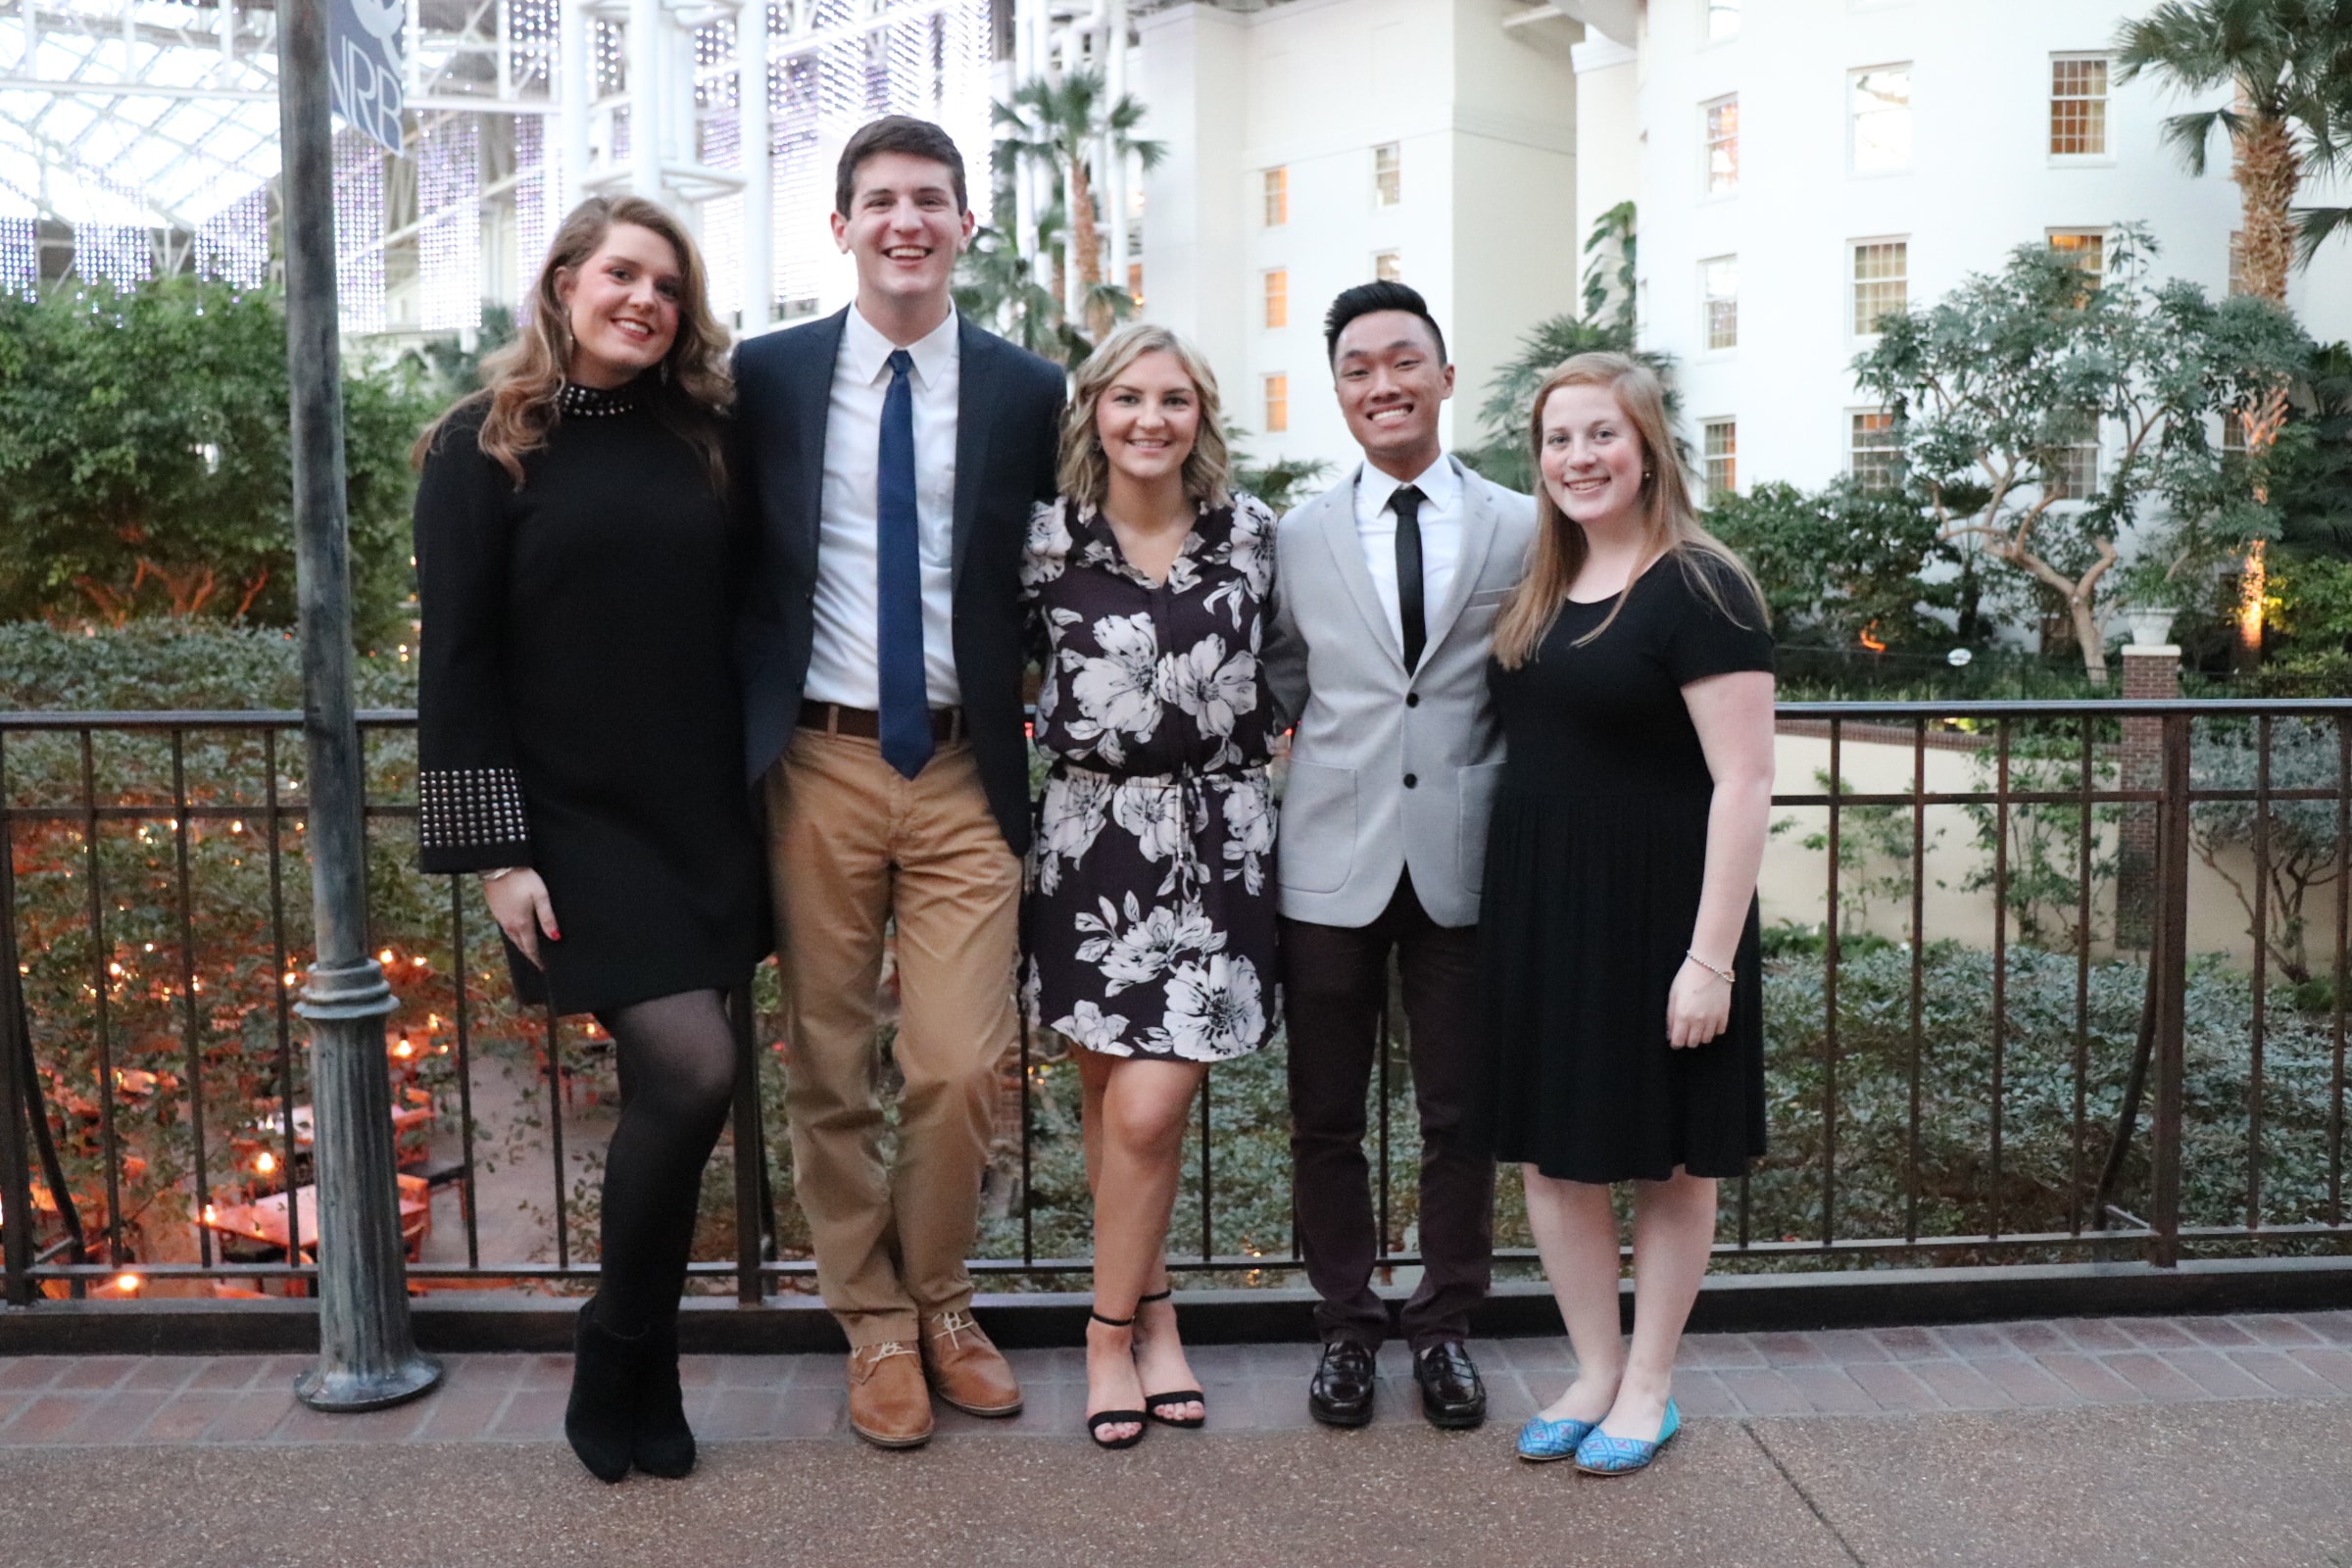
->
xmin=4 ymin=1309 xmax=2349 ymax=1447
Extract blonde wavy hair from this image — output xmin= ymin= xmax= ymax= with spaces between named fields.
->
xmin=413 ymin=196 xmax=733 ymax=491
xmin=1493 ymin=351 xmax=1767 ymax=668
xmin=1056 ymin=322 xmax=1232 ymax=509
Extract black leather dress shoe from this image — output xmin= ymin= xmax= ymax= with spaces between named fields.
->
xmin=1413 ymin=1341 xmax=1487 ymax=1430
xmin=1308 ymin=1340 xmax=1377 ymax=1428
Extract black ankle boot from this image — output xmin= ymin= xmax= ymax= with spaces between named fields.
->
xmin=632 ymin=1316 xmax=697 ymax=1479
xmin=565 ymin=1301 xmax=640 ymax=1483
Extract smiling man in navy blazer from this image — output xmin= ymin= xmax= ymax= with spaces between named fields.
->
xmin=731 ymin=117 xmax=1064 ymax=1450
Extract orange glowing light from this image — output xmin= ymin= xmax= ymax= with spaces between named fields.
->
xmin=255 ymin=1151 xmax=277 ymax=1175
xmin=392 ymin=1039 xmax=416 ymax=1059
xmin=377 ymin=948 xmax=396 ymax=965
xmin=2237 ymin=539 xmax=2268 ymax=653
xmin=1858 ymin=621 xmax=1887 ymax=654
xmin=114 ymin=1272 xmax=141 ymax=1294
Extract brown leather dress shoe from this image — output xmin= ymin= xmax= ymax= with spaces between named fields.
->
xmin=921 ymin=1308 xmax=1024 ymax=1417
xmin=846 ymin=1341 xmax=934 ymax=1448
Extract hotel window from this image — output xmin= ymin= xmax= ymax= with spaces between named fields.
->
xmin=1262 ymin=167 xmax=1288 ymax=227
xmin=2049 ymin=439 xmax=2100 ymax=501
xmin=2228 ymin=232 xmax=2248 ymax=296
xmin=1373 ymin=143 xmax=1401 ymax=207
xmin=1374 ymin=249 xmax=1403 ymax=283
xmin=1704 ymin=95 xmax=1740 ymax=195
xmin=2049 ymin=56 xmax=2109 ymax=157
xmin=1849 ymin=411 xmax=1900 ymax=490
xmin=1703 ymin=418 xmax=1738 ymax=501
xmin=1263 ymin=373 xmax=1290 ymax=433
xmin=1127 ymin=261 xmax=1145 ymax=310
xmin=1705 ymin=0 xmax=1740 ymax=41
xmin=1263 ymin=269 xmax=1289 ymax=329
xmin=1701 ymin=256 xmax=1738 ymax=350
xmin=1851 ymin=239 xmax=1908 ymax=334
xmin=2223 ymin=411 xmax=2247 ymax=453
xmin=1849 ymin=66 xmax=1913 ymax=174
xmin=2049 ymin=229 xmax=2106 ymax=289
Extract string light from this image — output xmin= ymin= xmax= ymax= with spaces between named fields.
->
xmin=513 ymin=115 xmax=553 ymax=316
xmin=333 ymin=128 xmax=387 ymax=334
xmin=417 ymin=116 xmax=482 ymax=333
xmin=0 ymin=217 xmax=36 ymax=300
xmin=196 ymin=184 xmax=271 ymax=291
xmin=74 ymin=222 xmax=152 ymax=289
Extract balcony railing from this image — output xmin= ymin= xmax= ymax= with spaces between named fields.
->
xmin=2 ymin=699 xmax=2347 ymax=1309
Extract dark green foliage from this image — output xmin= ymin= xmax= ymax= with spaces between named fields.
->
xmin=1707 ymin=477 xmax=1965 ymax=654
xmin=2272 ymin=340 xmax=2352 ymax=557
xmin=0 ymin=278 xmax=433 ymax=647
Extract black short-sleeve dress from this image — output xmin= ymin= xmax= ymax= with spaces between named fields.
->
xmin=1480 ymin=551 xmax=1775 ymax=1183
xmin=413 ymin=381 xmax=767 ymax=1017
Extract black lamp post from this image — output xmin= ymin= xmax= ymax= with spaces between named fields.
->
xmin=276 ymin=0 xmax=441 ymax=1412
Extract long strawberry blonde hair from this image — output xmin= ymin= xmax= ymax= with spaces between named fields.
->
xmin=413 ymin=195 xmax=733 ymax=490
xmin=1492 ymin=351 xmax=1766 ymax=668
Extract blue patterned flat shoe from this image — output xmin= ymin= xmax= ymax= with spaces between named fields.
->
xmin=1515 ymin=1414 xmax=1597 ymax=1462
xmin=1572 ymin=1399 xmax=1681 ymax=1475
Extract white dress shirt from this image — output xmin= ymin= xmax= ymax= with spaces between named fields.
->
xmin=805 ymin=303 xmax=962 ymax=709
xmin=1351 ymin=454 xmax=1463 ymax=660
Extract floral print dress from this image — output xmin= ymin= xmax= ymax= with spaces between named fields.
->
xmin=1020 ymin=493 xmax=1280 ymax=1062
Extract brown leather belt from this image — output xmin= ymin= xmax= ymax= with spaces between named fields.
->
xmin=798 ymin=700 xmax=966 ymax=743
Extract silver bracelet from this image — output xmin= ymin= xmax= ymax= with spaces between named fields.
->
xmin=479 ymin=866 xmax=519 ymax=883
xmin=1685 ymin=950 xmax=1736 ymax=987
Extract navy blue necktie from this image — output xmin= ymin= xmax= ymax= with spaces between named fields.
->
xmin=877 ymin=348 xmax=933 ymax=779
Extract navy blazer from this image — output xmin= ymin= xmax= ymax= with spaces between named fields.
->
xmin=731 ymin=308 xmax=1066 ymax=855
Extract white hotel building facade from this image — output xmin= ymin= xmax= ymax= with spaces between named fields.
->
xmin=1126 ymin=0 xmax=2352 ymax=497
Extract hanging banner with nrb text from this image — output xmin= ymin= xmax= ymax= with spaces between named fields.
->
xmin=329 ymin=0 xmax=407 ymax=155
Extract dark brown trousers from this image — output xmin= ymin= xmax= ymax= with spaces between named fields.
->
xmin=1280 ymin=871 xmax=1494 ymax=1351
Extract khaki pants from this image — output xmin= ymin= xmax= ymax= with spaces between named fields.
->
xmin=763 ymin=727 xmax=1021 ymax=1348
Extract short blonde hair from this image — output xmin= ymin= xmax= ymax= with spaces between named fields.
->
xmin=1057 ymin=322 xmax=1232 ymax=508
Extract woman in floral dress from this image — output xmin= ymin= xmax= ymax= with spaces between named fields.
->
xmin=1022 ymin=322 xmax=1279 ymax=1448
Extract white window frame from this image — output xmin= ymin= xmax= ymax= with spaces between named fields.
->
xmin=1262 ymin=268 xmax=1289 ymax=330
xmin=1700 ymin=255 xmax=1738 ymax=352
xmin=1702 ymin=94 xmax=1740 ymax=198
xmin=2047 ymin=228 xmax=2108 ymax=291
xmin=2048 ymin=54 xmax=2111 ymax=162
xmin=1702 ymin=417 xmax=1739 ymax=502
xmin=1848 ymin=64 xmax=1914 ymax=176
xmin=1373 ymin=143 xmax=1401 ymax=208
xmin=1262 ymin=372 xmax=1290 ymax=434
xmin=1848 ymin=408 xmax=1901 ymax=490
xmin=1373 ymin=249 xmax=1403 ymax=283
xmin=1702 ymin=0 xmax=1740 ymax=42
xmin=1849 ymin=236 xmax=1909 ymax=338
xmin=1262 ymin=167 xmax=1289 ymax=228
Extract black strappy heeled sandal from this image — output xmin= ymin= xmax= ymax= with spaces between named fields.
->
xmin=1136 ymin=1289 xmax=1206 ymax=1429
xmin=1085 ymin=1308 xmax=1148 ymax=1450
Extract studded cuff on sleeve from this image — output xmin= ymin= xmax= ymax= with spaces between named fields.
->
xmin=417 ymin=765 xmax=532 ymax=873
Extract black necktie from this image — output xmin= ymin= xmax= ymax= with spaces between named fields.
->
xmin=1393 ymin=483 xmax=1426 ymax=671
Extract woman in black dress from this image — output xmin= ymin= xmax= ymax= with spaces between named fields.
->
xmin=1021 ymin=323 xmax=1279 ymax=1447
xmin=413 ymin=196 xmax=764 ymax=1483
xmin=1482 ymin=353 xmax=1776 ymax=1475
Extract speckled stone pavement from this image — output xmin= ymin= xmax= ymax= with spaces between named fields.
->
xmin=5 ymin=1314 xmax=2352 ymax=1567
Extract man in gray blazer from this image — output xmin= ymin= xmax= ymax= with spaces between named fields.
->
xmin=1265 ymin=282 xmax=1538 ymax=1431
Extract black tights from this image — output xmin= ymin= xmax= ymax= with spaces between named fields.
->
xmin=588 ymin=989 xmax=738 ymax=1338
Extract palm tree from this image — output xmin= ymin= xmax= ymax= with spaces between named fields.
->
xmin=994 ymin=67 xmax=1166 ymax=337
xmin=2115 ymin=0 xmax=2352 ymax=654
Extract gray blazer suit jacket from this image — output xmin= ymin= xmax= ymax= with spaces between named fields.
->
xmin=1264 ymin=457 xmax=1539 ymax=930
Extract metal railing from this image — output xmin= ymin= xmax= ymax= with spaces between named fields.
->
xmin=2 ymin=699 xmax=2348 ymax=1308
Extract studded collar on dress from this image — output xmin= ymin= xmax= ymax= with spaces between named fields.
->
xmin=557 ymin=378 xmax=646 ymax=417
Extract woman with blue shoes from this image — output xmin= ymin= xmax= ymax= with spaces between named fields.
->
xmin=1478 ymin=353 xmax=1776 ymax=1476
